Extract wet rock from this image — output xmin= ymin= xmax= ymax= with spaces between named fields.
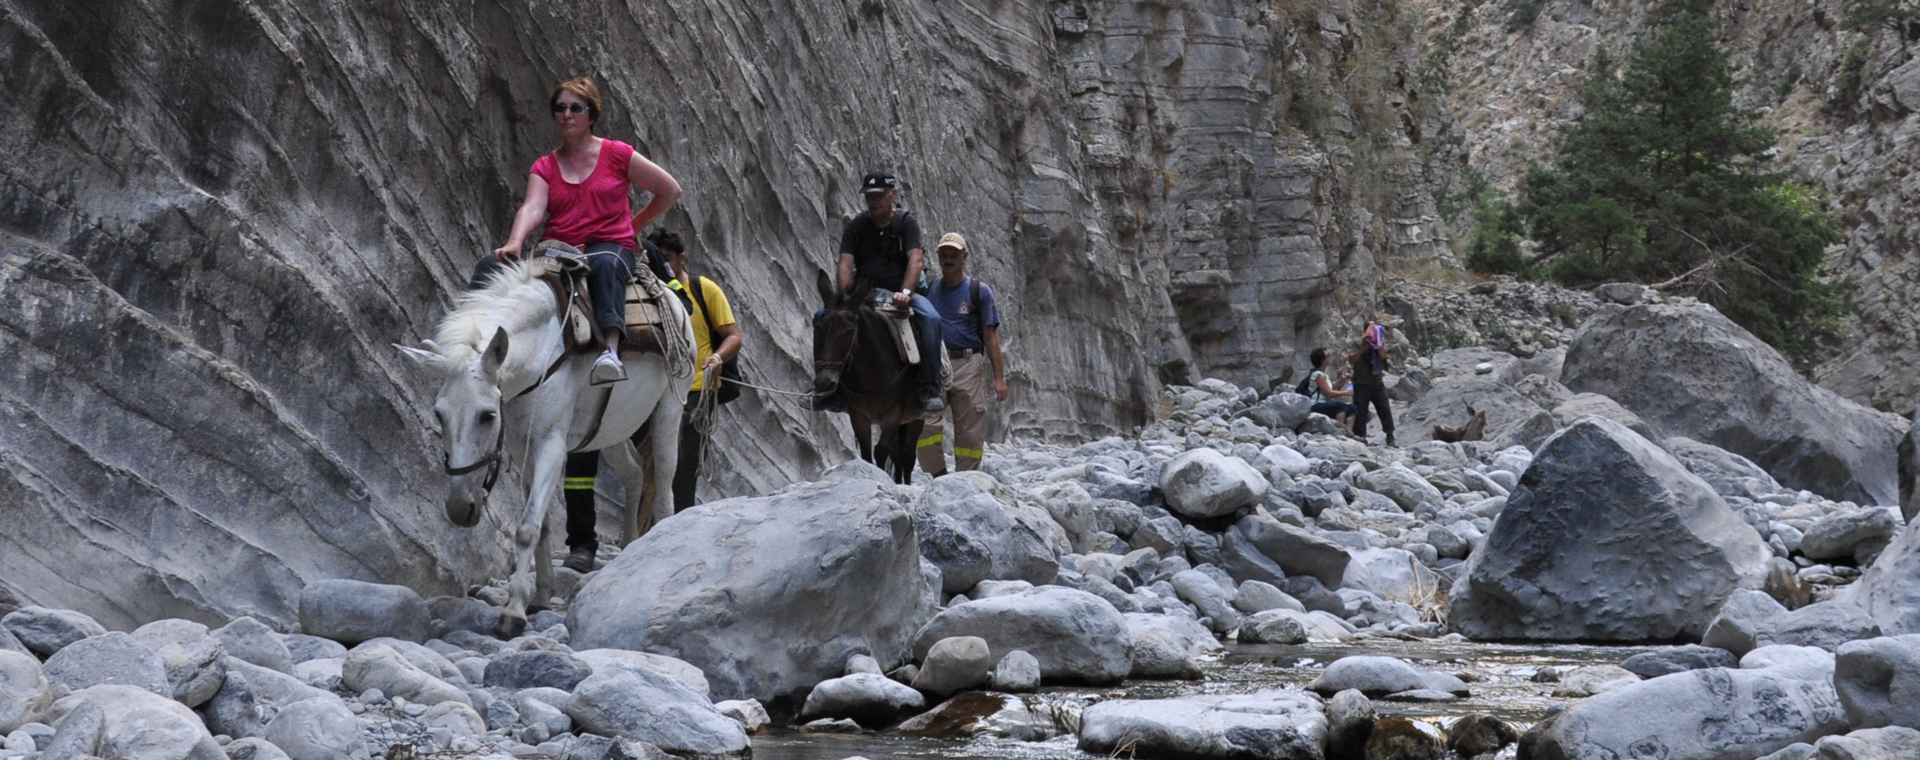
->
xmin=912 ymin=587 xmax=1130 ymax=685
xmin=912 ymin=636 xmax=992 ymax=695
xmin=1077 ymin=690 xmax=1326 ymax=760
xmin=42 ymin=632 xmax=169 ymax=697
xmin=484 ymin=650 xmax=592 ymax=691
xmin=1128 ymin=630 xmax=1200 ymax=680
xmin=1324 ymin=689 xmax=1373 ymax=760
xmin=131 ymin=619 xmax=228 ymax=707
xmin=1160 ymin=449 xmax=1269 ymax=519
xmin=988 ymin=650 xmax=1040 ymax=692
xmin=260 ymin=697 xmax=368 ymax=760
xmin=1620 ymin=645 xmax=1740 ymax=678
xmin=0 ymin=651 xmax=50 ymax=733
xmin=48 ymin=685 xmax=224 ymax=760
xmin=212 ymin=617 xmax=295 ymax=674
xmin=1563 ymin=301 xmax=1908 ymax=506
xmin=1308 ymin=656 xmax=1466 ymax=698
xmin=1238 ymin=610 xmax=1309 ymax=645
xmin=713 ymin=699 xmax=769 ymax=733
xmin=1449 ymin=417 xmax=1771 ymax=641
xmin=570 ymin=479 xmax=936 ymax=701
xmin=1800 ymin=509 xmax=1900 ymax=565
xmin=1233 ymin=580 xmax=1305 ymax=615
xmin=1756 ymin=726 xmax=1920 ymax=760
xmin=1 ymin=607 xmax=106 ymax=659
xmin=798 ymin=673 xmax=925 ymax=728
xmin=297 ymin=580 xmax=430 ymax=645
xmin=1833 ymin=634 xmax=1920 ymax=730
xmin=340 ymin=644 xmax=468 ymax=707
xmin=799 ymin=717 xmax=861 ymax=733
xmin=565 ymin=667 xmax=750 ymax=756
xmin=1549 ymin=665 xmax=1639 ymax=697
xmin=894 ymin=690 xmax=1063 ymax=741
xmin=1448 ymin=714 xmax=1517 ymax=758
xmin=1363 ymin=717 xmax=1445 ymax=760
xmin=572 ymin=649 xmax=710 ymax=697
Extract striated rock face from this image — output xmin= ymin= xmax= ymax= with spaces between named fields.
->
xmin=1 ymin=0 xmax=1445 ymax=623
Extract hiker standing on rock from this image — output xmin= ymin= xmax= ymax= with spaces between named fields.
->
xmin=1349 ymin=322 xmax=1396 ymax=447
xmin=916 ymin=232 xmax=1007 ymax=475
xmin=474 ymin=76 xmax=681 ymax=574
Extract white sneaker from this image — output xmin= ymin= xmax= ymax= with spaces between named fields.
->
xmin=590 ymin=350 xmax=626 ymax=385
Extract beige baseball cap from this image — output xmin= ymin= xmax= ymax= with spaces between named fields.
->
xmin=936 ymin=232 xmax=968 ymax=252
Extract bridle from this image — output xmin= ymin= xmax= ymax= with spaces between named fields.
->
xmin=814 ymin=304 xmax=913 ymax=397
xmin=440 ymin=348 xmax=570 ymax=493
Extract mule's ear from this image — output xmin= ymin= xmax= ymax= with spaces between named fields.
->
xmin=816 ymin=269 xmax=835 ymax=306
xmin=397 ymin=343 xmax=444 ymax=369
xmin=481 ymin=327 xmax=510 ymax=380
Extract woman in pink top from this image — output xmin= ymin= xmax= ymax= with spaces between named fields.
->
xmin=477 ymin=76 xmax=682 ymax=385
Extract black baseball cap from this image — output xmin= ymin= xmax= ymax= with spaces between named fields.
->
xmin=862 ymin=171 xmax=898 ymax=195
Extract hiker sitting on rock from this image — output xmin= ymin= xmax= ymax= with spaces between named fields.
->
xmin=1306 ymin=347 xmax=1356 ymax=428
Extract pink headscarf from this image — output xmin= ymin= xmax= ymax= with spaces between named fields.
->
xmin=1365 ymin=323 xmax=1384 ymax=349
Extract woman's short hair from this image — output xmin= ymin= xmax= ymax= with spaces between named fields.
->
xmin=646 ymin=229 xmax=685 ymax=255
xmin=550 ymin=77 xmax=603 ymax=123
xmin=1310 ymin=347 xmax=1328 ymax=367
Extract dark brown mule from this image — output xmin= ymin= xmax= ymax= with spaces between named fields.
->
xmin=813 ymin=270 xmax=926 ymax=484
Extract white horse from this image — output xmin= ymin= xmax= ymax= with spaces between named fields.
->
xmin=400 ymin=257 xmax=691 ymax=637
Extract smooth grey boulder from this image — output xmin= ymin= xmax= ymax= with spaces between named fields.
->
xmin=425 ymin=596 xmax=500 ymax=638
xmin=1160 ymin=449 xmax=1269 ymax=519
xmin=42 ymin=632 xmax=169 ymax=697
xmin=1550 ymin=665 xmax=1641 ymax=697
xmin=917 ymin=472 xmax=1061 ymax=585
xmin=569 ymin=479 xmax=936 ymax=701
xmin=1237 ymin=610 xmax=1309 ymax=645
xmin=47 ymin=685 xmax=224 ymax=760
xmin=1128 ymin=630 xmax=1200 ymax=680
xmin=131 ymin=619 xmax=227 ymax=707
xmin=212 ymin=617 xmax=295 ymax=674
xmin=1 ymin=607 xmax=106 ymax=659
xmin=340 ymin=644 xmax=467 ymax=707
xmin=37 ymin=699 xmax=103 ymax=758
xmin=356 ymin=637 xmax=461 ymax=681
xmin=1553 ymin=392 xmax=1658 ymax=440
xmin=199 ymin=668 xmax=268 ymax=739
xmin=281 ymin=634 xmax=347 ymax=664
xmin=1232 ymin=580 xmax=1304 ymax=615
xmin=1123 ymin=612 xmax=1223 ymax=657
xmin=0 ymin=628 xmax=24 ymax=658
xmin=1853 ymin=520 xmax=1920 ymax=635
xmin=222 ymin=738 xmax=293 ymax=760
xmin=799 ymin=673 xmax=926 ymax=727
xmin=1449 ymin=416 xmax=1772 ymax=641
xmin=1307 ymin=656 xmax=1466 ymax=697
xmin=1520 ymin=658 xmax=1848 ymax=760
xmin=912 ymin=510 xmax=993 ymax=594
xmin=297 ymin=580 xmax=430 ymax=645
xmin=1223 ymin=513 xmax=1348 ymax=588
xmin=1800 ymin=509 xmax=1900 ymax=564
xmin=1704 ymin=589 xmax=1789 ymax=656
xmin=1621 ymin=645 xmax=1740 ymax=678
xmin=1397 ymin=374 xmax=1558 ymax=451
xmin=1077 ymin=690 xmax=1326 ymax=760
xmin=565 ymin=667 xmax=749 ymax=756
xmin=1170 ymin=570 xmax=1240 ymax=634
xmin=1563 ymin=301 xmax=1909 ymax=506
xmin=571 ymin=649 xmax=711 ymax=697
xmin=989 ymin=650 xmax=1040 ymax=692
xmin=0 ymin=651 xmax=50 ymax=733
xmin=1325 ymin=689 xmax=1373 ymax=759
xmin=910 ymin=636 xmax=992 ymax=695
xmin=1665 ymin=436 xmax=1784 ymax=501
xmin=713 ymin=699 xmax=769 ymax=733
xmin=261 ymin=697 xmax=368 ymax=760
xmin=913 ymin=587 xmax=1130 ymax=685
xmin=1707 ymin=592 xmax=1881 ymax=655
xmin=1241 ymin=392 xmax=1312 ymax=432
xmin=1756 ymin=727 xmax=1920 ymax=760
xmin=484 ymin=650 xmax=591 ymax=691
xmin=1354 ymin=464 xmax=1443 ymax=511
xmin=1834 ymin=634 xmax=1920 ymax=730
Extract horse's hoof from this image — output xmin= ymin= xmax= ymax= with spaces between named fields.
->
xmin=495 ymin=613 xmax=527 ymax=639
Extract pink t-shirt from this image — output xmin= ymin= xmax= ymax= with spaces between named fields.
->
xmin=532 ymin=138 xmax=637 ymax=250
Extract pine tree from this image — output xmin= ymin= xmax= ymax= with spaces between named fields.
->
xmin=1474 ymin=2 xmax=1846 ymax=363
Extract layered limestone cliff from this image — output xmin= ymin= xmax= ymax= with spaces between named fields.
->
xmin=0 ymin=0 xmax=1445 ymax=625
xmin=1413 ymin=0 xmax=1920 ymax=413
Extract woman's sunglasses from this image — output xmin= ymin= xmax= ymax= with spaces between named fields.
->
xmin=551 ymin=103 xmax=589 ymax=114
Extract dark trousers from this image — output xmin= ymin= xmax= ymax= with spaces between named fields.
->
xmin=563 ymin=452 xmax=599 ymax=552
xmin=673 ymin=391 xmax=713 ymax=513
xmin=1352 ymin=382 xmax=1395 ymax=438
xmin=469 ymin=243 xmax=635 ymax=334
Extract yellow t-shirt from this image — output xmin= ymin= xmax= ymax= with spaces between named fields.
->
xmin=675 ymin=275 xmax=735 ymax=391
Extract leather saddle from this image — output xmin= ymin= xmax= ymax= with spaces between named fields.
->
xmin=528 ymin=241 xmax=672 ymax=357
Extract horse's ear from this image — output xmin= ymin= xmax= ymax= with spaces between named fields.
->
xmin=481 ymin=328 xmax=510 ymax=380
xmin=816 ymin=269 xmax=835 ymax=307
xmin=397 ymin=342 xmax=445 ymax=370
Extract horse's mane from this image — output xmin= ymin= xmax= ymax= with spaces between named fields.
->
xmin=430 ymin=258 xmax=560 ymax=371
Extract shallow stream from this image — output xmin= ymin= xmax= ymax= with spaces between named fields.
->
xmin=752 ymin=638 xmax=1669 ymax=760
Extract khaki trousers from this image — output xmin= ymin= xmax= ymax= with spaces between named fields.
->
xmin=918 ymin=351 xmax=989 ymax=473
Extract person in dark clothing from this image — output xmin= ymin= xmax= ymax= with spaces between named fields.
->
xmin=1348 ymin=322 xmax=1396 ymax=447
xmin=812 ymin=170 xmax=944 ymax=414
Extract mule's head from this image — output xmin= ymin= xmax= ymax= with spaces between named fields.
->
xmin=812 ymin=270 xmax=868 ymax=396
xmin=400 ymin=327 xmax=510 ymax=527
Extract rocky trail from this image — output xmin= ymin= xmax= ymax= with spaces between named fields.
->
xmin=3 ymin=285 xmax=1919 ymax=760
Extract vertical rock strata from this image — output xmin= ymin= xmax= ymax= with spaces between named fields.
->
xmin=0 ymin=0 xmax=1447 ymax=623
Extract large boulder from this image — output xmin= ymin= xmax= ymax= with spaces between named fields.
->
xmin=1 ymin=607 xmax=106 ymax=658
xmin=297 ymin=580 xmax=430 ymax=645
xmin=131 ymin=619 xmax=228 ymax=708
xmin=568 ymin=479 xmax=936 ymax=701
xmin=1833 ymin=634 xmax=1920 ymax=730
xmin=1851 ymin=520 xmax=1920 ymax=635
xmin=48 ymin=685 xmax=226 ymax=760
xmin=261 ymin=697 xmax=369 ymax=760
xmin=565 ymin=667 xmax=750 ymax=756
xmin=1521 ymin=655 xmax=1848 ymax=760
xmin=0 ymin=651 xmax=50 ymax=733
xmin=1664 ymin=437 xmax=1784 ymax=502
xmin=797 ymin=673 xmax=926 ymax=727
xmin=1354 ymin=464 xmax=1443 ymax=511
xmin=1563 ymin=301 xmax=1909 ymax=506
xmin=41 ymin=631 xmax=170 ymax=697
xmin=1077 ymin=690 xmax=1327 ymax=760
xmin=1449 ymin=417 xmax=1771 ymax=641
xmin=1220 ymin=513 xmax=1348 ymax=588
xmin=915 ymin=472 xmax=1061 ymax=585
xmin=912 ymin=587 xmax=1131 ymax=685
xmin=1396 ymin=374 xmax=1558 ymax=451
xmin=1159 ymin=448 xmax=1269 ymax=519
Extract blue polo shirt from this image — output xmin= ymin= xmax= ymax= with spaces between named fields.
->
xmin=928 ymin=276 xmax=999 ymax=350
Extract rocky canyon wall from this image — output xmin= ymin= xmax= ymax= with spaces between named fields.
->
xmin=0 ymin=0 xmax=1443 ymax=627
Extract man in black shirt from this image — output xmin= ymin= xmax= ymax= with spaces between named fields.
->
xmin=819 ymin=171 xmax=945 ymax=413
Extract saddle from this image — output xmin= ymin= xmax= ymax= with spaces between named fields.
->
xmin=873 ymin=294 xmax=951 ymax=390
xmin=529 ymin=241 xmax=684 ymax=366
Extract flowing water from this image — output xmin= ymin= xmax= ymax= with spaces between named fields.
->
xmin=752 ymin=638 xmax=1672 ymax=760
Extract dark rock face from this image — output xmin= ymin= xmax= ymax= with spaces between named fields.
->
xmin=1564 ymin=302 xmax=1909 ymax=506
xmin=1448 ymin=416 xmax=1772 ymax=641
xmin=0 ymin=0 xmax=1445 ymax=625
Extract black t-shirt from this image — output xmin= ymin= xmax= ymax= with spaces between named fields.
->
xmin=838 ymin=210 xmax=922 ymax=291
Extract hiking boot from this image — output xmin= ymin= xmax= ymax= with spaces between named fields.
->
xmin=561 ymin=546 xmax=595 ymax=574
xmin=590 ymin=350 xmax=626 ymax=385
xmin=1385 ymin=432 xmax=1398 ymax=447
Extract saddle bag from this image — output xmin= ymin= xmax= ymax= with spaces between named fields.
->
xmin=624 ymin=269 xmax=671 ymax=356
xmin=530 ymin=242 xmax=599 ymax=355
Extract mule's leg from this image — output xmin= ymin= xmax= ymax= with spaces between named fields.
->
xmin=644 ymin=391 xmax=684 ymax=537
xmin=895 ymin=420 xmax=924 ymax=484
xmin=533 ymin=518 xmax=554 ymax=611
xmin=500 ymin=435 xmax=568 ymax=639
xmin=850 ymin=409 xmax=875 ymax=465
xmin=599 ymin=439 xmax=649 ymax=547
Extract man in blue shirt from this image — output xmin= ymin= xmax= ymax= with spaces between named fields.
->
xmin=917 ymin=232 xmax=1008 ymax=475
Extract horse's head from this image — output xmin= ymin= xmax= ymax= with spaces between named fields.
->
xmin=812 ymin=269 xmax=871 ymax=396
xmin=399 ymin=327 xmax=511 ymax=528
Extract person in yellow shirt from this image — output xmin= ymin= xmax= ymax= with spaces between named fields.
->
xmin=651 ymin=229 xmax=742 ymax=511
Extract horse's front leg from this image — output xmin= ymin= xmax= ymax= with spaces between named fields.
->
xmin=643 ymin=394 xmax=684 ymax=537
xmin=500 ymin=435 xmax=568 ymax=639
xmin=849 ymin=409 xmax=875 ymax=464
xmin=600 ymin=439 xmax=649 ymax=546
xmin=894 ymin=420 xmax=924 ymax=484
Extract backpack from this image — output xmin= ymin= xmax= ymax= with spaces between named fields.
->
xmin=1293 ymin=373 xmax=1314 ymax=397
xmin=684 ymin=274 xmax=743 ymax=405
